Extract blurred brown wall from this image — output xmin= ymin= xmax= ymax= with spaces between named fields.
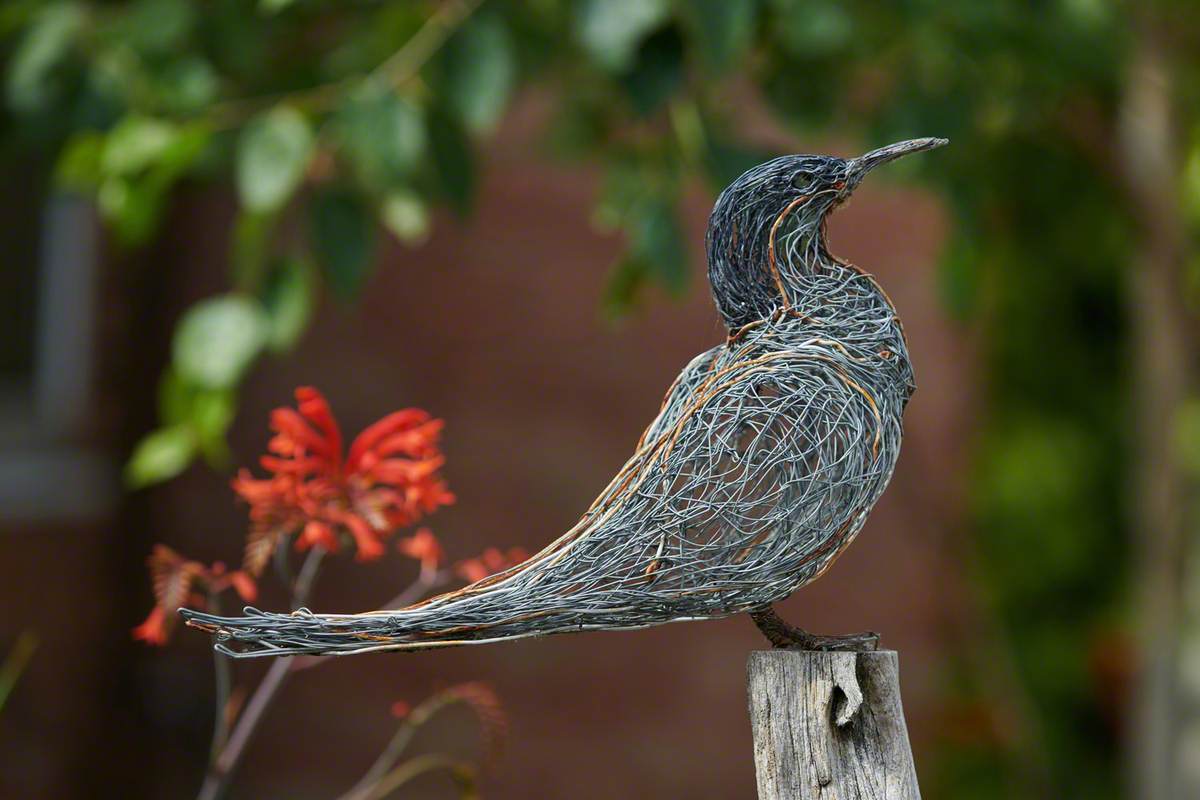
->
xmin=0 ymin=95 xmax=974 ymax=798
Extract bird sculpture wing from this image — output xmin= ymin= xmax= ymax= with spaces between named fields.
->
xmin=637 ymin=345 xmax=724 ymax=447
xmin=184 ymin=332 xmax=898 ymax=656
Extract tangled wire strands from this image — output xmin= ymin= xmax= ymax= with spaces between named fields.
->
xmin=183 ymin=141 xmax=943 ymax=658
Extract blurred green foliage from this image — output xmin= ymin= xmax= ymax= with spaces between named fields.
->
xmin=5 ymin=0 xmax=1197 ymax=796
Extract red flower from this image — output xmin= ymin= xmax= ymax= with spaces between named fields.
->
xmin=397 ymin=527 xmax=444 ymax=574
xmin=234 ymin=387 xmax=454 ymax=572
xmin=133 ymin=607 xmax=169 ymax=646
xmin=390 ymin=699 xmax=411 ymax=719
xmin=133 ymin=545 xmax=257 ymax=646
xmin=455 ymin=546 xmax=529 ymax=584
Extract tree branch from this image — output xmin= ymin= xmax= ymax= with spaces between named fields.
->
xmin=204 ymin=0 xmax=483 ymax=129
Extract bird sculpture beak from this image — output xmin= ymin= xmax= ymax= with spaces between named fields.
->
xmin=846 ymin=137 xmax=948 ymax=181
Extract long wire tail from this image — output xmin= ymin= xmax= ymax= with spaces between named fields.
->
xmin=179 ymin=606 xmax=429 ymax=658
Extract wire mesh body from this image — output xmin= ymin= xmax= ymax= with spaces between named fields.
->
xmin=186 ymin=267 xmax=910 ymax=657
xmin=183 ymin=143 xmax=942 ymax=658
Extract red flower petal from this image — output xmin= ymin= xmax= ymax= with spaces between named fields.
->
xmin=231 ymin=470 xmax=282 ymax=504
xmin=346 ymin=409 xmax=431 ymax=471
xmin=132 ymin=607 xmax=169 ymax=646
xmin=410 ymin=479 xmax=455 ymax=513
xmin=260 ymin=455 xmax=329 ymax=476
xmin=398 ymin=528 xmax=443 ymax=572
xmin=228 ymin=387 xmax=453 ymax=574
xmin=297 ymin=520 xmax=339 ymax=553
xmin=455 ymin=558 xmax=491 ymax=584
xmin=270 ymin=408 xmax=333 ymax=458
xmin=481 ymin=547 xmax=504 ymax=570
xmin=374 ymin=419 xmax=444 ymax=459
xmin=454 ymin=545 xmax=526 ymax=585
xmin=295 ymin=387 xmax=342 ymax=470
xmin=326 ymin=510 xmax=384 ymax=561
xmin=229 ymin=571 xmax=258 ymax=603
xmin=369 ymin=456 xmax=443 ymax=485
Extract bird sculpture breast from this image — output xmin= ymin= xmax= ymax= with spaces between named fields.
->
xmin=184 ymin=138 xmax=947 ymax=656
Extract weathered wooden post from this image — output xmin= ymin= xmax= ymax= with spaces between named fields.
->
xmin=747 ymin=650 xmax=920 ymax=799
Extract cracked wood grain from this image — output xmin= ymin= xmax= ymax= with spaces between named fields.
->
xmin=747 ymin=650 xmax=920 ymax=799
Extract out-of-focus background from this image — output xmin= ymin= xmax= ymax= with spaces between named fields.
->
xmin=1 ymin=1 xmax=1198 ymax=797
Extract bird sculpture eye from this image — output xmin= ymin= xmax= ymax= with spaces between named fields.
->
xmin=791 ymin=171 xmax=814 ymax=191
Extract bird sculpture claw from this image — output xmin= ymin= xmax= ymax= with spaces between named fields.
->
xmin=750 ymin=607 xmax=880 ymax=652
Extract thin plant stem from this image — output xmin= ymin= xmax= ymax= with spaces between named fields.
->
xmin=196 ymin=547 xmax=325 ymax=800
xmin=195 ymin=551 xmax=447 ymax=798
xmin=360 ymin=754 xmax=476 ymax=800
xmin=207 ymin=593 xmax=233 ymax=760
xmin=203 ymin=0 xmax=482 ymax=129
xmin=337 ymin=718 xmax=422 ymax=800
xmin=291 ymin=546 xmax=325 ymax=610
xmin=272 ymin=540 xmax=293 ymax=588
xmin=0 ymin=631 xmax=38 ymax=712
xmin=196 ymin=658 xmax=293 ymax=800
xmin=336 ymin=690 xmax=462 ymax=800
xmin=385 ymin=567 xmax=447 ymax=609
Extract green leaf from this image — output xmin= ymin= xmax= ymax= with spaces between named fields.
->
xmin=603 ymin=254 xmax=650 ymax=318
xmin=575 ymin=0 xmax=669 ymax=71
xmin=260 ymin=256 xmax=314 ymax=351
xmin=620 ymin=27 xmax=684 ymax=117
xmin=6 ymin=2 xmax=84 ymax=114
xmin=236 ymin=106 xmax=313 ymax=212
xmin=937 ymin=232 xmax=979 ymax=321
xmin=772 ymin=0 xmax=852 ymax=56
xmin=310 ymin=188 xmax=377 ymax=300
xmin=703 ymin=137 xmax=773 ymax=193
xmin=154 ymin=56 xmax=219 ymax=115
xmin=190 ymin=388 xmax=235 ymax=467
xmin=443 ymin=14 xmax=516 ymax=134
xmin=102 ymin=116 xmax=179 ymax=175
xmin=1183 ymin=136 xmax=1200 ymax=228
xmin=125 ymin=425 xmax=196 ymax=488
xmin=96 ymin=176 xmax=161 ymax=246
xmin=380 ymin=190 xmax=430 ymax=245
xmin=682 ymin=0 xmax=756 ymax=71
xmin=335 ymin=90 xmax=425 ymax=188
xmin=90 ymin=119 xmax=208 ymax=245
xmin=629 ymin=196 xmax=688 ymax=294
xmin=54 ymin=132 xmax=105 ymax=190
xmin=428 ymin=109 xmax=475 ymax=217
xmin=1175 ymin=399 xmax=1200 ymax=478
xmin=229 ymin=210 xmax=275 ymax=291
xmin=172 ymin=295 xmax=269 ymax=389
xmin=157 ymin=366 xmax=192 ymax=426
xmin=544 ymin=94 xmax=611 ymax=159
xmin=155 ymin=369 xmax=236 ymax=468
xmin=151 ymin=121 xmax=210 ymax=177
xmin=119 ymin=0 xmax=194 ymax=56
xmin=191 ymin=390 xmax=235 ymax=440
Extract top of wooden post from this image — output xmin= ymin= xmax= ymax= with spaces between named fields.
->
xmin=746 ymin=649 xmax=920 ymax=799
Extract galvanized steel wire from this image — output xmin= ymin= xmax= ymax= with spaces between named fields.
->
xmin=183 ymin=146 xmax=929 ymax=658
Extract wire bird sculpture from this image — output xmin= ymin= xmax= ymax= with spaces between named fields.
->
xmin=184 ymin=138 xmax=947 ymax=657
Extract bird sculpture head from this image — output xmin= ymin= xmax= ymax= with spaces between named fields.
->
xmin=705 ymin=138 xmax=948 ymax=330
